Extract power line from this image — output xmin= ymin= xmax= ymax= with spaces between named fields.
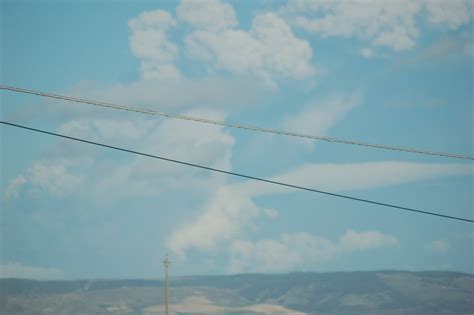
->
xmin=1 ymin=84 xmax=472 ymax=161
xmin=1 ymin=120 xmax=472 ymax=223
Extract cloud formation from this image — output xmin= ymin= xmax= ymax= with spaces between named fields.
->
xmin=167 ymin=187 xmax=269 ymax=257
xmin=91 ymin=109 xmax=235 ymax=198
xmin=177 ymin=0 xmax=238 ymax=31
xmin=281 ymin=0 xmax=473 ymax=51
xmin=4 ymin=159 xmax=85 ymax=200
xmin=0 ymin=263 xmax=64 ymax=280
xmin=228 ymin=229 xmax=399 ymax=273
xmin=241 ymin=162 xmax=474 ymax=197
xmin=184 ymin=12 xmax=315 ymax=86
xmin=167 ymin=161 xmax=473 ymax=257
xmin=127 ymin=0 xmax=315 ymax=87
xmin=3 ymin=175 xmax=27 ymax=200
xmin=282 ymin=93 xmax=361 ymax=145
xmin=425 ymin=0 xmax=473 ymax=29
xmin=3 ymin=106 xmax=238 ymax=202
xmin=426 ymin=240 xmax=450 ymax=253
xmin=129 ymin=10 xmax=180 ymax=80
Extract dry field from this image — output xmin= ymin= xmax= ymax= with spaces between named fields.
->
xmin=144 ymin=295 xmax=306 ymax=314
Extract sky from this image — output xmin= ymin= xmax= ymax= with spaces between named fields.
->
xmin=1 ymin=0 xmax=473 ymax=280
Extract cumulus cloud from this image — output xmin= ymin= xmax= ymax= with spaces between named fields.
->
xmin=98 ymin=115 xmax=234 ymax=198
xmin=426 ymin=240 xmax=450 ymax=253
xmin=424 ymin=0 xmax=473 ymax=29
xmin=125 ymin=0 xmax=473 ymax=82
xmin=283 ymin=0 xmax=420 ymax=51
xmin=130 ymin=108 xmax=233 ymax=172
xmin=0 ymin=262 xmax=64 ymax=280
xmin=177 ymin=0 xmax=237 ymax=31
xmin=281 ymin=0 xmax=473 ymax=52
xmin=228 ymin=229 xmax=399 ymax=273
xmin=3 ymin=106 xmax=238 ymax=203
xmin=3 ymin=175 xmax=27 ymax=200
xmin=56 ymin=108 xmax=234 ymax=199
xmin=184 ymin=12 xmax=315 ymax=87
xmin=6 ymin=1 xmax=313 ymax=126
xmin=167 ymin=187 xmax=269 ymax=257
xmin=28 ymin=161 xmax=84 ymax=197
xmin=167 ymin=161 xmax=473 ymax=257
xmin=3 ymin=159 xmax=85 ymax=200
xmin=129 ymin=10 xmax=180 ymax=80
xmin=338 ymin=229 xmax=399 ymax=251
xmin=126 ymin=0 xmax=316 ymax=87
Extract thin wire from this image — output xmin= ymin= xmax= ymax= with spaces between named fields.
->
xmin=1 ymin=120 xmax=472 ymax=223
xmin=1 ymin=84 xmax=472 ymax=161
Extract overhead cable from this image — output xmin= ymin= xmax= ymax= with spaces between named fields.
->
xmin=1 ymin=120 xmax=472 ymax=223
xmin=1 ymin=84 xmax=472 ymax=161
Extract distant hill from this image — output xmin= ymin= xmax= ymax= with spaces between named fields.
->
xmin=1 ymin=271 xmax=473 ymax=314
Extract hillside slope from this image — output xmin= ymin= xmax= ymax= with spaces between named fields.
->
xmin=1 ymin=271 xmax=473 ymax=314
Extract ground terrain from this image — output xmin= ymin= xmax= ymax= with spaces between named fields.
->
xmin=1 ymin=271 xmax=473 ymax=314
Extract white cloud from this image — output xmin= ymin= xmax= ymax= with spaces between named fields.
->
xmin=5 ymin=43 xmax=267 ymax=203
xmin=50 ymin=108 xmax=236 ymax=200
xmin=28 ymin=160 xmax=85 ymax=197
xmin=58 ymin=117 xmax=154 ymax=143
xmin=125 ymin=1 xmax=316 ymax=87
xmin=372 ymin=27 xmax=417 ymax=51
xmin=167 ymin=187 xmax=269 ymax=257
xmin=128 ymin=10 xmax=180 ymax=80
xmin=7 ymin=1 xmax=315 ymax=125
xmin=185 ymin=12 xmax=315 ymax=86
xmin=281 ymin=0 xmax=473 ymax=52
xmin=3 ymin=175 xmax=26 ymax=200
xmin=3 ymin=159 xmax=85 ymax=200
xmin=339 ymin=229 xmax=399 ymax=251
xmin=4 ymin=107 xmax=238 ymax=204
xmin=284 ymin=0 xmax=420 ymax=51
xmin=419 ymin=32 xmax=474 ymax=60
xmin=92 ymin=77 xmax=268 ymax=111
xmin=125 ymin=108 xmax=234 ymax=177
xmin=0 ymin=262 xmax=64 ymax=280
xmin=167 ymin=161 xmax=473 ymax=257
xmin=360 ymin=47 xmax=374 ymax=59
xmin=177 ymin=0 xmax=237 ymax=31
xmin=228 ymin=229 xmax=399 ymax=273
xmin=424 ymin=0 xmax=473 ymax=30
xmin=7 ymin=76 xmax=269 ymax=124
xmin=241 ymin=162 xmax=474 ymax=197
xmin=426 ymin=240 xmax=450 ymax=253
xmin=282 ymin=93 xmax=360 ymax=145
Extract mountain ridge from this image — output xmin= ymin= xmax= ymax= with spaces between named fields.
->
xmin=1 ymin=270 xmax=473 ymax=314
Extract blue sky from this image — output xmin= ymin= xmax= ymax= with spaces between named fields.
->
xmin=1 ymin=0 xmax=473 ymax=280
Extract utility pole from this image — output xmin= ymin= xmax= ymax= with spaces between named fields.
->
xmin=163 ymin=254 xmax=171 ymax=315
